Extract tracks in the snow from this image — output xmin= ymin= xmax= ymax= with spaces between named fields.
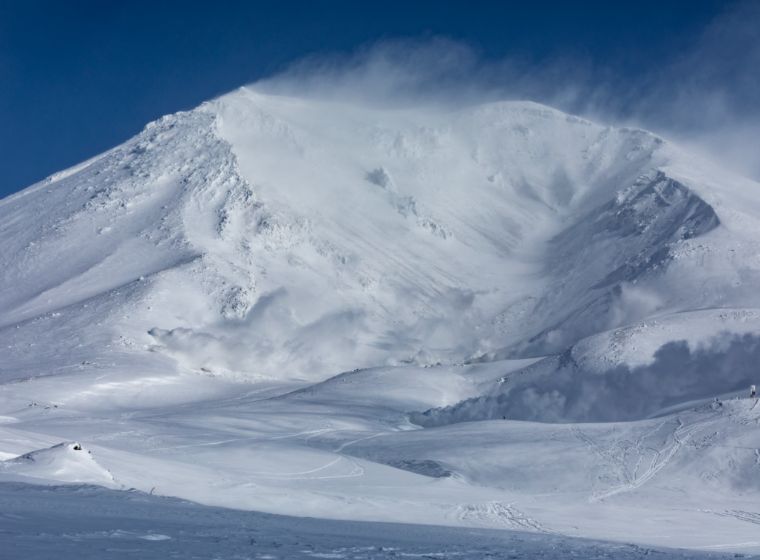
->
xmin=705 ymin=509 xmax=760 ymax=526
xmin=454 ymin=501 xmax=552 ymax=533
xmin=573 ymin=413 xmax=719 ymax=502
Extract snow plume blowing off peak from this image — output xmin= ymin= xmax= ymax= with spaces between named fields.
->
xmin=254 ymin=5 xmax=760 ymax=181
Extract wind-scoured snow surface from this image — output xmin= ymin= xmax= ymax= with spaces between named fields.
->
xmin=2 ymin=89 xmax=760 ymax=557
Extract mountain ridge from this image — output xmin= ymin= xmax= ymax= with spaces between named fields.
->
xmin=2 ymin=89 xmax=759 ymax=393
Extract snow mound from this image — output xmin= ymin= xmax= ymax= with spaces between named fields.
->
xmin=0 ymin=442 xmax=117 ymax=486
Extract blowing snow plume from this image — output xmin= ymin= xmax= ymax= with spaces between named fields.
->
xmin=414 ymin=331 xmax=760 ymax=426
xmin=254 ymin=1 xmax=760 ymax=180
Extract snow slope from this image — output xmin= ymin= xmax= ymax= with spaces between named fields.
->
xmin=2 ymin=88 xmax=760 ymax=556
xmin=2 ymin=482 xmax=732 ymax=560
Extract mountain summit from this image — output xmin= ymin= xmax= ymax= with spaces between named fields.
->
xmin=3 ymin=89 xmax=757 ymax=390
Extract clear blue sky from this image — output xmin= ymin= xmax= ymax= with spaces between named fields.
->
xmin=0 ymin=0 xmax=743 ymax=197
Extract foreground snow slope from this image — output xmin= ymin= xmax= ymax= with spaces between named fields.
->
xmin=3 ymin=483 xmax=734 ymax=560
xmin=2 ymin=89 xmax=760 ymax=555
xmin=2 ymin=362 xmax=759 ymax=554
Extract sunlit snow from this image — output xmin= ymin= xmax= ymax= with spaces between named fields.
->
xmin=2 ymin=89 xmax=760 ymax=557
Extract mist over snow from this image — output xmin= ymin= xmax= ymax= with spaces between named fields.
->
xmin=2 ymin=4 xmax=760 ymax=558
xmin=254 ymin=1 xmax=760 ymax=180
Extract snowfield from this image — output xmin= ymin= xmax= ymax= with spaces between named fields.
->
xmin=2 ymin=483 xmax=734 ymax=560
xmin=1 ymin=88 xmax=760 ymax=557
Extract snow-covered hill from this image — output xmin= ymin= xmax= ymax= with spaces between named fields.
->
xmin=1 ymin=89 xmax=760 ymax=556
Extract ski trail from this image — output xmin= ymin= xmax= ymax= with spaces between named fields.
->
xmin=571 ymin=425 xmax=634 ymax=489
xmin=584 ymin=414 xmax=718 ymax=502
xmin=269 ymin=428 xmax=335 ymax=441
xmin=145 ymin=427 xmax=368 ymax=481
xmin=244 ymin=429 xmax=382 ymax=480
xmin=333 ymin=433 xmax=385 ymax=453
xmin=244 ymin=455 xmax=366 ymax=481
xmin=148 ymin=428 xmax=334 ymax=452
xmin=703 ymin=509 xmax=760 ymax=526
xmin=149 ymin=436 xmax=255 ymax=452
xmin=454 ymin=501 xmax=551 ymax=533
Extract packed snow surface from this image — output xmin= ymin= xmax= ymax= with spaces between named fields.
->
xmin=2 ymin=88 xmax=760 ymax=557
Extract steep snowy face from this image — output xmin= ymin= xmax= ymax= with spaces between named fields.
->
xmin=515 ymin=171 xmax=721 ymax=355
xmin=0 ymin=88 xmax=748 ymax=386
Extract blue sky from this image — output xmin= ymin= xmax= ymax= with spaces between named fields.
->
xmin=1 ymin=0 xmax=757 ymax=198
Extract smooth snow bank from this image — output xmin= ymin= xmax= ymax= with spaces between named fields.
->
xmin=0 ymin=442 xmax=116 ymax=486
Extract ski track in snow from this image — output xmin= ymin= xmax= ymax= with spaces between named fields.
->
xmin=711 ymin=510 xmax=760 ymax=526
xmin=454 ymin=501 xmax=552 ymax=533
xmin=580 ymin=413 xmax=722 ymax=502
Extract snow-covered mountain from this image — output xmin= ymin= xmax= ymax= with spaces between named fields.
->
xmin=2 ymin=88 xmax=760 ymax=556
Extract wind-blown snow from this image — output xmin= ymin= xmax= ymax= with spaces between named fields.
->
xmin=1 ymin=88 xmax=760 ymax=557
